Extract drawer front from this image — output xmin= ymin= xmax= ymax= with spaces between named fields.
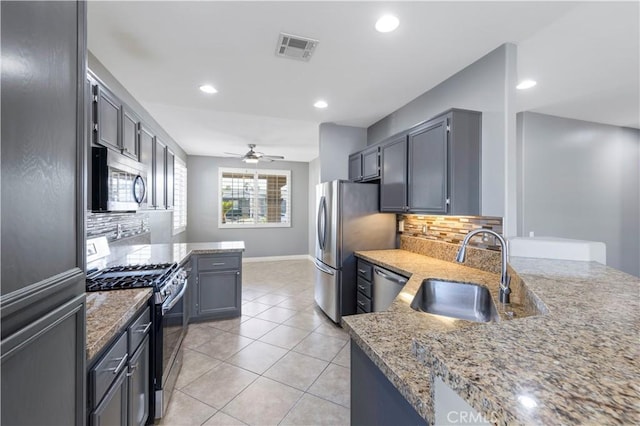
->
xmin=356 ymin=292 xmax=372 ymax=313
xmin=90 ymin=331 xmax=128 ymax=408
xmin=356 ymin=307 xmax=367 ymax=315
xmin=128 ymin=306 xmax=151 ymax=354
xmin=356 ymin=260 xmax=373 ymax=282
xmin=197 ymin=254 xmax=241 ymax=271
xmin=356 ymin=277 xmax=372 ymax=299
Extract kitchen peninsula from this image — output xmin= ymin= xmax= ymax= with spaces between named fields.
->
xmin=344 ymin=249 xmax=640 ymax=425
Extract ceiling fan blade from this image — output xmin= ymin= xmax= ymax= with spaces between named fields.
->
xmin=262 ymin=155 xmax=285 ymax=160
xmin=223 ymin=152 xmax=244 ymax=156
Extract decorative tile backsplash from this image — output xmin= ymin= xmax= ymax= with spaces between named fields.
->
xmin=399 ymin=215 xmax=503 ymax=250
xmin=87 ymin=212 xmax=149 ymax=242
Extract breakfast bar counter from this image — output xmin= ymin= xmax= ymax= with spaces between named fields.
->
xmin=343 ymin=249 xmax=640 ymax=425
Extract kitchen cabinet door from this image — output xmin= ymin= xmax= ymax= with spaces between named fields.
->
xmin=166 ymin=149 xmax=175 ymax=209
xmin=128 ymin=336 xmax=150 ymax=426
xmin=408 ymin=117 xmax=448 ymax=214
xmin=380 ymin=134 xmax=408 ymax=212
xmin=139 ymin=123 xmax=155 ymax=207
xmin=121 ymin=105 xmax=140 ymax=160
xmin=90 ymin=368 xmax=128 ymax=426
xmin=361 ymin=146 xmax=380 ymax=181
xmin=154 ymin=138 xmax=167 ymax=210
xmin=94 ymin=84 xmax=121 ymax=152
xmin=197 ymin=270 xmax=241 ymax=319
xmin=348 ymin=153 xmax=362 ymax=182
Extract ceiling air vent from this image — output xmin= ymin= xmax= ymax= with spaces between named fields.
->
xmin=276 ymin=33 xmax=319 ymax=62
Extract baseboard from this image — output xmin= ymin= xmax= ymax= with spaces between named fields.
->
xmin=243 ymin=254 xmax=314 ymax=263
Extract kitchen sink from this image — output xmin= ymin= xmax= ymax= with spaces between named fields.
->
xmin=410 ymin=279 xmax=498 ymax=323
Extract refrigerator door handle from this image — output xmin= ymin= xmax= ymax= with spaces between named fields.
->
xmin=317 ymin=196 xmax=327 ymax=250
xmin=314 ymin=259 xmax=335 ymax=276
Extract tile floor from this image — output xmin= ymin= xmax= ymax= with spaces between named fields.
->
xmin=159 ymin=259 xmax=351 ymax=426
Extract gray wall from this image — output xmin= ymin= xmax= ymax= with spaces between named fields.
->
xmin=367 ymin=44 xmax=518 ymax=220
xmin=149 ymin=210 xmax=187 ymax=244
xmin=187 ymin=156 xmax=309 ymax=257
xmin=517 ymin=112 xmax=640 ymax=277
xmin=88 ymin=51 xmax=187 ymax=162
xmin=319 ymin=123 xmax=367 ymax=182
xmin=308 ymin=157 xmax=321 ymax=255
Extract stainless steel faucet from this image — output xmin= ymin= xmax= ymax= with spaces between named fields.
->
xmin=455 ymin=229 xmax=511 ymax=304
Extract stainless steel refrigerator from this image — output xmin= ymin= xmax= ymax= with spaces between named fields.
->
xmin=314 ymin=180 xmax=396 ymax=323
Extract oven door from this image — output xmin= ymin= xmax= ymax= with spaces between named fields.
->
xmin=155 ymin=281 xmax=187 ymax=419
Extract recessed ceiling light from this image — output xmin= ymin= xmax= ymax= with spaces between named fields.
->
xmin=375 ymin=15 xmax=399 ymax=33
xmin=199 ymin=84 xmax=218 ymax=94
xmin=314 ymin=100 xmax=328 ymax=109
xmin=516 ymin=80 xmax=537 ymax=90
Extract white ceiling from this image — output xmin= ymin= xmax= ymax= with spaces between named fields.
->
xmin=88 ymin=1 xmax=639 ymax=162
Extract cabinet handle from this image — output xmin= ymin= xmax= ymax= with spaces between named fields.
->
xmin=127 ymin=362 xmax=138 ymax=377
xmin=236 ymin=271 xmax=240 ymax=275
xmin=136 ymin=322 xmax=152 ymax=334
xmin=357 ymin=268 xmax=367 ymax=275
xmin=357 ymin=285 xmax=366 ymax=291
xmin=108 ymin=354 xmax=128 ymax=376
xmin=357 ymin=300 xmax=365 ymax=307
xmin=210 ymin=262 xmax=226 ymax=266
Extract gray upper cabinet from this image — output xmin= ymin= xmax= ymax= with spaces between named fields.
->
xmin=121 ymin=106 xmax=140 ymax=161
xmin=348 ymin=153 xmax=362 ymax=181
xmin=361 ymin=146 xmax=380 ymax=181
xmin=380 ymin=134 xmax=408 ymax=212
xmin=139 ymin=123 xmax=155 ymax=207
xmin=154 ymin=138 xmax=167 ymax=210
xmin=349 ymin=146 xmax=380 ymax=182
xmin=379 ymin=109 xmax=481 ymax=215
xmin=1 ymin=1 xmax=86 ymax=425
xmin=94 ymin=84 xmax=121 ymax=152
xmin=166 ymin=149 xmax=175 ymax=209
xmin=408 ymin=117 xmax=448 ymax=214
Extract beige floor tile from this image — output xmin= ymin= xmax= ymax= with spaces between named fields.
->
xmin=193 ymin=331 xmax=253 ymax=360
xmin=228 ymin=317 xmax=279 ymax=339
xmin=202 ymin=315 xmax=251 ymax=331
xmin=332 ymin=342 xmax=351 ymax=368
xmin=241 ymin=289 xmax=266 ymax=302
xmin=202 ymin=411 xmax=248 ymax=426
xmin=276 ymin=297 xmax=316 ymax=312
xmin=258 ymin=324 xmax=310 ymax=350
xmin=157 ymin=390 xmax=217 ymax=425
xmin=254 ymin=306 xmax=298 ymax=323
xmin=227 ymin=340 xmax=288 ymax=374
xmin=182 ymin=324 xmax=226 ymax=349
xmin=222 ymin=377 xmax=303 ymax=426
xmin=293 ymin=332 xmax=349 ymax=361
xmin=263 ymin=351 xmax=329 ymax=391
xmin=314 ymin=322 xmax=350 ymax=340
xmin=176 ymin=348 xmax=222 ymax=389
xmin=240 ymin=301 xmax=272 ymax=316
xmin=308 ymin=363 xmax=351 ymax=408
xmin=280 ymin=393 xmax=350 ymax=426
xmin=282 ymin=312 xmax=324 ymax=331
xmin=181 ymin=362 xmax=258 ymax=409
xmin=253 ymin=293 xmax=289 ymax=305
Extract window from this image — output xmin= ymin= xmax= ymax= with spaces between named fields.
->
xmin=173 ymin=157 xmax=187 ymax=234
xmin=219 ymin=167 xmax=291 ymax=228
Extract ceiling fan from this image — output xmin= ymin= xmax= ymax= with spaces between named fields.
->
xmin=224 ymin=144 xmax=285 ymax=164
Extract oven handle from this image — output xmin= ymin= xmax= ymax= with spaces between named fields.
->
xmin=162 ymin=282 xmax=187 ymax=315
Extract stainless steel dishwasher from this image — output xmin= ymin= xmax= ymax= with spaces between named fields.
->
xmin=372 ymin=266 xmax=408 ymax=311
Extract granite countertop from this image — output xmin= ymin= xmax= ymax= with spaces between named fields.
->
xmin=342 ymin=249 xmax=640 ymax=425
xmin=86 ymin=288 xmax=152 ymax=363
xmin=85 ymin=241 xmax=245 ymax=363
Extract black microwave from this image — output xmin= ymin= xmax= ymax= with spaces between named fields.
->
xmin=91 ymin=146 xmax=147 ymax=212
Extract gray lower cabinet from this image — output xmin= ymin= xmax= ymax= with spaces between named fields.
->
xmin=190 ymin=253 xmax=242 ymax=321
xmin=89 ymin=305 xmax=151 ymax=426
xmin=351 ymin=340 xmax=426 ymax=426
xmin=356 ymin=259 xmax=373 ymax=314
